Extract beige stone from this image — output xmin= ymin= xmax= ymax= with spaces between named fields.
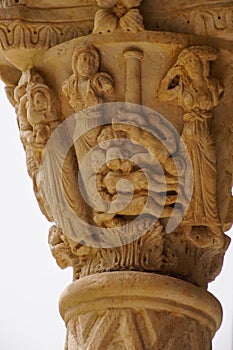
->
xmin=60 ymin=272 xmax=222 ymax=349
xmin=0 ymin=0 xmax=232 ymax=348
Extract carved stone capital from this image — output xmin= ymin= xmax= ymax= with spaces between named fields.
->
xmin=0 ymin=2 xmax=232 ymax=349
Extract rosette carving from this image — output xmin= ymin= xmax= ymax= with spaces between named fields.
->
xmin=93 ymin=0 xmax=144 ymax=34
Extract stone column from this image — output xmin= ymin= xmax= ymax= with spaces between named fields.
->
xmin=60 ymin=272 xmax=222 ymax=350
xmin=124 ymin=50 xmax=143 ymax=104
xmin=0 ymin=1 xmax=232 ymax=349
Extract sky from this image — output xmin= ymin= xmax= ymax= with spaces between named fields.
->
xmin=0 ymin=80 xmax=232 ymax=350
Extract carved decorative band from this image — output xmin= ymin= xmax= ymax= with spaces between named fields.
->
xmin=59 ymin=272 xmax=222 ymax=335
xmin=0 ymin=1 xmax=98 ymax=49
xmin=1 ymin=0 xmax=96 ymax=8
xmin=142 ymin=4 xmax=233 ymax=38
xmin=0 ymin=22 xmax=92 ymax=49
xmin=145 ymin=0 xmax=233 ymax=12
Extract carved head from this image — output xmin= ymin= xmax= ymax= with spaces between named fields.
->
xmin=185 ymin=226 xmax=223 ymax=248
xmin=48 ymin=225 xmax=64 ymax=246
xmin=72 ymin=46 xmax=100 ymax=78
xmin=97 ymin=125 xmax=119 ymax=149
xmin=176 ymin=46 xmax=218 ymax=80
xmin=15 ymin=69 xmax=45 ymax=102
xmin=27 ymin=84 xmax=51 ymax=113
xmin=106 ymin=147 xmax=124 ymax=170
xmin=90 ymin=149 xmax=106 ymax=172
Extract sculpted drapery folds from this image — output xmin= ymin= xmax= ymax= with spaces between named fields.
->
xmin=10 ymin=42 xmax=228 ymax=290
xmin=158 ymin=46 xmax=224 ymax=229
xmin=14 ymin=69 xmax=61 ymax=171
xmin=62 ymin=47 xmax=187 ymax=248
xmin=62 ymin=45 xmax=115 ymax=112
xmin=14 ymin=69 xmax=62 ymax=220
xmin=1 ymin=0 xmax=232 ymax=345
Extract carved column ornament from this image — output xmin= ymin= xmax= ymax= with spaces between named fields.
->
xmin=0 ymin=1 xmax=232 ymax=349
xmin=124 ymin=49 xmax=143 ymax=104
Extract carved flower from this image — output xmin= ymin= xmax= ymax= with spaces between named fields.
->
xmin=93 ymin=0 xmax=144 ymax=34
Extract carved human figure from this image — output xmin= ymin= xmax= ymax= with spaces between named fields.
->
xmin=105 ymin=145 xmax=183 ymax=180
xmin=103 ymin=169 xmax=179 ymax=195
xmin=113 ymin=110 xmax=178 ymax=154
xmin=48 ymin=225 xmax=77 ymax=269
xmin=26 ymin=80 xmax=60 ymax=148
xmin=15 ymin=72 xmax=93 ymax=239
xmin=106 ymin=146 xmax=135 ymax=172
xmin=62 ymin=45 xmax=114 ymax=112
xmin=83 ymin=147 xmax=184 ymax=227
xmin=14 ymin=69 xmax=61 ymax=221
xmin=158 ymin=46 xmax=224 ymax=227
xmin=112 ymin=112 xmax=178 ymax=176
xmin=94 ymin=192 xmax=180 ymax=226
xmin=48 ymin=225 xmax=82 ymax=280
xmin=85 ymin=119 xmax=188 ymax=227
xmin=84 ymin=149 xmax=112 ymax=211
xmin=15 ymin=69 xmax=61 ymax=165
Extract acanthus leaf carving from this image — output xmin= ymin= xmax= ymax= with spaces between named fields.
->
xmin=0 ymin=2 xmax=232 ymax=349
xmin=0 ymin=22 xmax=90 ymax=50
xmin=49 ymin=221 xmax=229 ymax=287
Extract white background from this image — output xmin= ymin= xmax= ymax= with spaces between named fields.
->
xmin=0 ymin=81 xmax=232 ymax=349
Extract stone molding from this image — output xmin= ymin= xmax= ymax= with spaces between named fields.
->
xmin=60 ymin=272 xmax=222 ymax=349
xmin=141 ymin=0 xmax=233 ymax=39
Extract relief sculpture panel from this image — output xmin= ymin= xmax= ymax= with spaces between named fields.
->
xmin=38 ymin=42 xmax=229 ymax=288
xmin=159 ymin=46 xmax=224 ymax=229
xmin=14 ymin=69 xmax=62 ymax=220
xmin=0 ymin=1 xmax=232 ymax=347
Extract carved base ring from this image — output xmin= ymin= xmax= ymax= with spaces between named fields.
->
xmin=59 ymin=272 xmax=222 ymax=349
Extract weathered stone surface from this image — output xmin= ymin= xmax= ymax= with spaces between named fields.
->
xmin=141 ymin=0 xmax=233 ymax=39
xmin=0 ymin=1 xmax=232 ymax=349
xmin=60 ymin=272 xmax=222 ymax=349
